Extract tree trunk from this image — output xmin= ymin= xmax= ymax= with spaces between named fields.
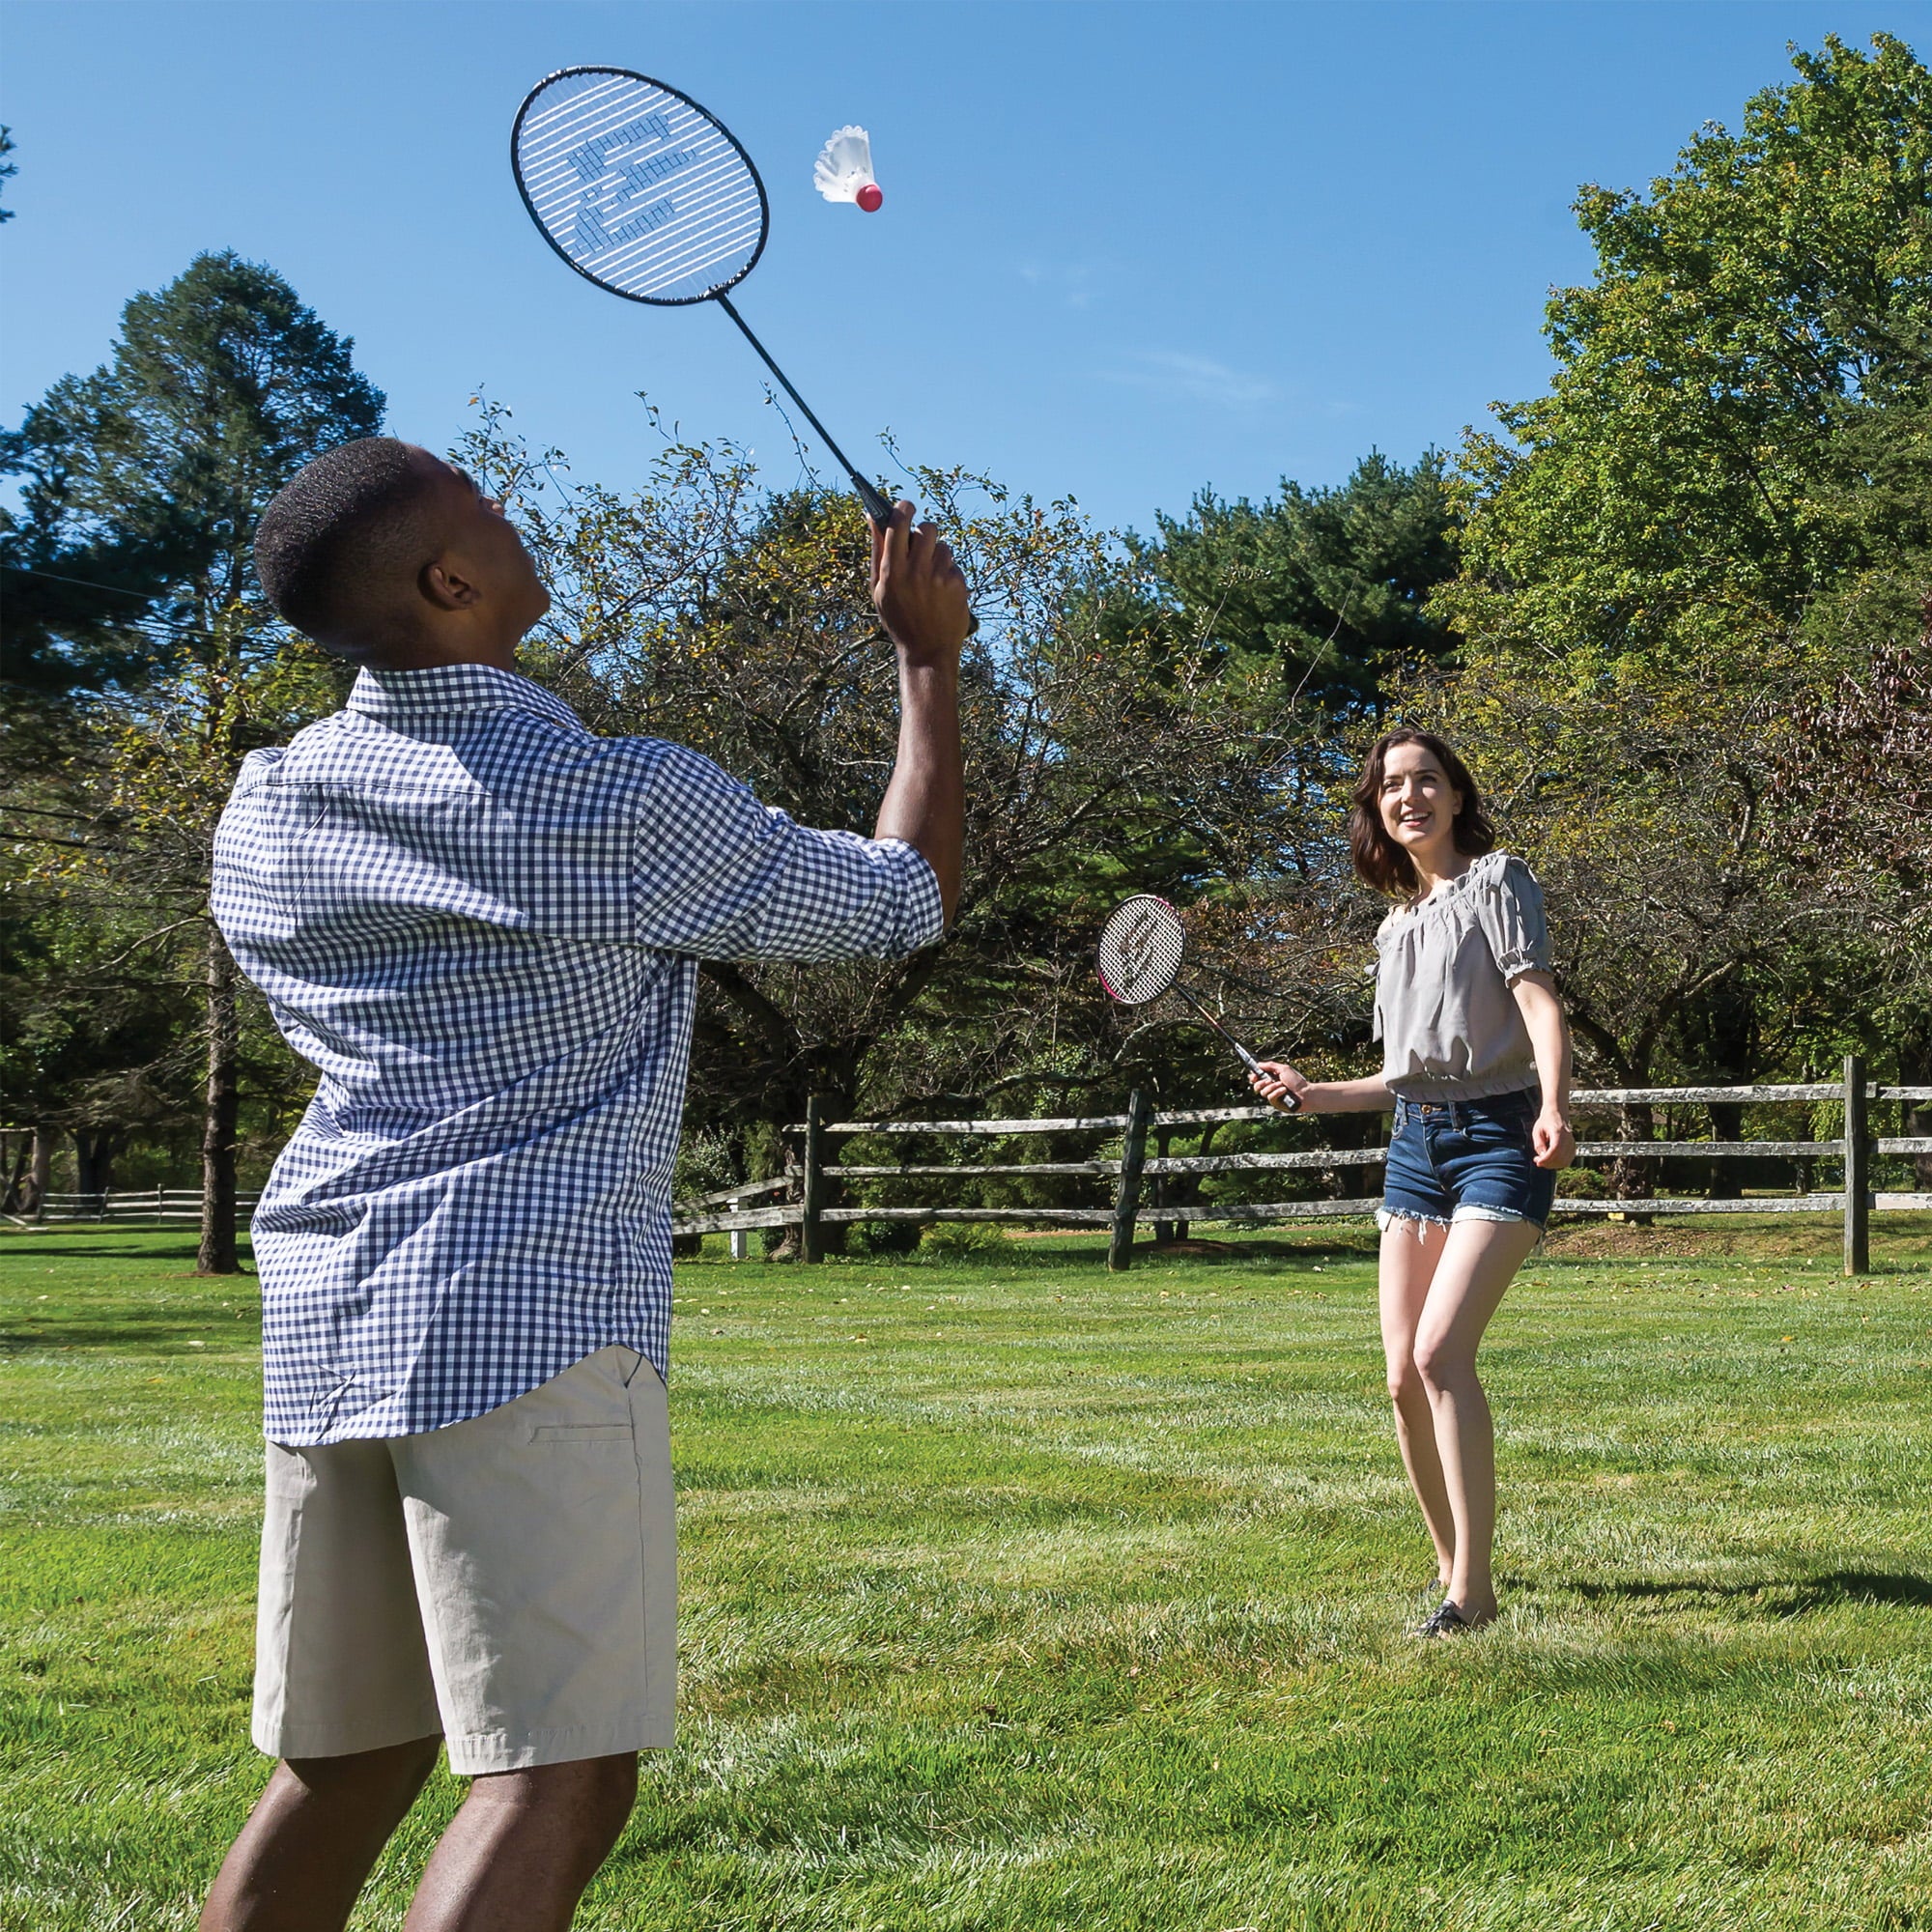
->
xmin=1152 ymin=1128 xmax=1178 ymax=1244
xmin=1904 ymin=1042 xmax=1932 ymax=1191
xmin=0 ymin=1135 xmax=28 ymax=1213
xmin=198 ymin=925 xmax=242 ymax=1275
xmin=74 ymin=1128 xmax=121 ymax=1199
xmin=1610 ymin=1101 xmax=1657 ymax=1219
xmin=28 ymin=1125 xmax=51 ymax=1216
xmin=1706 ymin=1100 xmax=1743 ymax=1201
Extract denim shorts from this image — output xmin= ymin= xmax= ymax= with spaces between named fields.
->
xmin=1379 ymin=1089 xmax=1555 ymax=1233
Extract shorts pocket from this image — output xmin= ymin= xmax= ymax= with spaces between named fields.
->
xmin=529 ymin=1422 xmax=633 ymax=1444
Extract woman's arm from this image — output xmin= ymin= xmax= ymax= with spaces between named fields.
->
xmin=1249 ymin=1064 xmax=1392 ymax=1114
xmin=1510 ymin=971 xmax=1575 ymax=1169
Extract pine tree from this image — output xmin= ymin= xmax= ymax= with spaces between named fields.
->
xmin=2 ymin=252 xmax=384 ymax=1270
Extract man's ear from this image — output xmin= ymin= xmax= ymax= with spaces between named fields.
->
xmin=420 ymin=554 xmax=481 ymax=611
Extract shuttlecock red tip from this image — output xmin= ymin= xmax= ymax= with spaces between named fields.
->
xmin=856 ymin=183 xmax=883 ymax=213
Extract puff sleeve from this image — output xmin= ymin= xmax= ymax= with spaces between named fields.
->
xmin=1472 ymin=856 xmax=1550 ymax=983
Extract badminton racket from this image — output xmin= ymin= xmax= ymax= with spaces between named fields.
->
xmin=511 ymin=66 xmax=895 ymax=526
xmin=1095 ymin=895 xmax=1299 ymax=1113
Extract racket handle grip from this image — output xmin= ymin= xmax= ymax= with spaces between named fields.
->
xmin=1233 ymin=1041 xmax=1301 ymax=1113
xmin=866 ymin=484 xmax=980 ymax=638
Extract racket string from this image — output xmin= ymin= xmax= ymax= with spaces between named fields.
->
xmin=514 ymin=70 xmax=768 ymax=306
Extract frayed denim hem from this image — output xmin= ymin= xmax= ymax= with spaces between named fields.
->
xmin=1378 ymin=1204 xmax=1547 ymax=1243
xmin=1455 ymin=1202 xmax=1548 ymax=1250
xmin=1377 ymin=1208 xmax=1452 ymax=1236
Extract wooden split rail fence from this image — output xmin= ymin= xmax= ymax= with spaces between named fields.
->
xmin=15 ymin=1188 xmax=263 ymax=1226
xmin=672 ymin=1057 xmax=1932 ymax=1275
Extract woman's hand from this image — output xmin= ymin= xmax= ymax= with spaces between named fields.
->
xmin=1249 ymin=1061 xmax=1311 ymax=1110
xmin=1532 ymin=1109 xmax=1575 ymax=1170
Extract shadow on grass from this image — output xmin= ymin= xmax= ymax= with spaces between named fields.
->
xmin=0 ymin=1240 xmax=211 ymax=1261
xmin=0 ymin=1315 xmax=261 ymax=1354
xmin=1555 ymin=1570 xmax=1932 ymax=1613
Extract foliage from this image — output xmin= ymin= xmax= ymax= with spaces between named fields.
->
xmin=1425 ymin=33 xmax=1932 ymax=1124
xmin=458 ymin=404 xmax=1320 ymax=1171
xmin=1127 ymin=448 xmax=1462 ymax=715
xmin=0 ymin=249 xmax=384 ymax=701
xmin=1443 ymin=33 xmax=1932 ymax=683
xmin=1 ymin=254 xmax=380 ymax=1260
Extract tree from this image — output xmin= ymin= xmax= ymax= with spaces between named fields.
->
xmin=457 ymin=405 xmax=1317 ymax=1234
xmin=1425 ymin=33 xmax=1932 ymax=1182
xmin=3 ymin=250 xmax=384 ymax=672
xmin=1130 ymin=449 xmax=1462 ymax=715
xmin=1443 ymin=33 xmax=1932 ymax=684
xmin=2 ymin=253 xmax=383 ymax=1268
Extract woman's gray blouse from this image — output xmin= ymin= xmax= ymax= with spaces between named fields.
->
xmin=1373 ymin=851 xmax=1551 ymax=1101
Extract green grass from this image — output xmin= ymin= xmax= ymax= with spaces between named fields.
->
xmin=3 ymin=1218 xmax=1930 ymax=1931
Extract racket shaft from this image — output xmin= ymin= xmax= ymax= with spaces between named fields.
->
xmin=1171 ymin=981 xmax=1294 ymax=1113
xmin=717 ymin=297 xmax=895 ymax=523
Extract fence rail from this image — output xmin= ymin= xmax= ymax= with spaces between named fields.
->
xmin=674 ymin=1057 xmax=1927 ymax=1273
xmin=17 ymin=1073 xmax=1921 ymax=1267
xmin=17 ymin=1187 xmax=263 ymax=1225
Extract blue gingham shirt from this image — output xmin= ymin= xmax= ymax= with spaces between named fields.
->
xmin=212 ymin=663 xmax=941 ymax=1445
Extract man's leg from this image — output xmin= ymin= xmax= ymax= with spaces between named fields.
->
xmin=199 ymin=1734 xmax=442 ymax=1932
xmin=402 ymin=1753 xmax=639 ymax=1932
xmin=213 ymin=1429 xmax=447 ymax=1929
xmin=392 ymin=1348 xmax=675 ymax=1925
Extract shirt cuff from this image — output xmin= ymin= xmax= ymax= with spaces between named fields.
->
xmin=1494 ymin=951 xmax=1550 ymax=984
xmin=879 ymin=838 xmax=946 ymax=953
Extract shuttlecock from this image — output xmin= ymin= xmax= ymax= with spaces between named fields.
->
xmin=814 ymin=125 xmax=882 ymax=212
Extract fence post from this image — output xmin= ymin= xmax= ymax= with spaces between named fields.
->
xmin=1108 ymin=1089 xmax=1151 ymax=1273
xmin=728 ymin=1197 xmax=749 ymax=1262
xmin=1843 ymin=1054 xmax=1869 ymax=1277
xmin=800 ymin=1096 xmax=827 ymax=1264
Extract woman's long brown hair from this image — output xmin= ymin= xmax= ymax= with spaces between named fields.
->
xmin=1349 ymin=728 xmax=1495 ymax=898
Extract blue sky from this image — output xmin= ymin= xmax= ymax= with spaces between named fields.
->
xmin=4 ymin=1 xmax=1927 ymax=536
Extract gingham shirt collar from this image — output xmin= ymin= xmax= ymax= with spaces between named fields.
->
xmin=346 ymin=661 xmax=584 ymax=734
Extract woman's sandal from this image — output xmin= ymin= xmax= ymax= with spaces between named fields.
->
xmin=1416 ymin=1600 xmax=1495 ymax=1638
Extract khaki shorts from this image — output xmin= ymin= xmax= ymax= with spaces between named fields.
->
xmin=252 ymin=1346 xmax=675 ymax=1775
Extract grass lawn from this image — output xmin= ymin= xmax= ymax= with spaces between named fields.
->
xmin=2 ymin=1216 xmax=1929 ymax=1930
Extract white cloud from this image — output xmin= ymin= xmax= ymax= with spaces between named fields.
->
xmin=1017 ymin=260 xmax=1100 ymax=309
xmin=1096 ymin=351 xmax=1282 ymax=408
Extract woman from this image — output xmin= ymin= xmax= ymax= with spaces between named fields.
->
xmin=1251 ymin=729 xmax=1574 ymax=1635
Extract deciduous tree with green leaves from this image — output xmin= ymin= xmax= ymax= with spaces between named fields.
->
xmin=1426 ymin=32 xmax=1932 ymax=1175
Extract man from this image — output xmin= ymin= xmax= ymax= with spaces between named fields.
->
xmin=200 ymin=438 xmax=968 ymax=1931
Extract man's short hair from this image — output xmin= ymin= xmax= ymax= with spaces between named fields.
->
xmin=254 ymin=438 xmax=447 ymax=659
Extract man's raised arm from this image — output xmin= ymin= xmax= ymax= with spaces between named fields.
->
xmin=869 ymin=500 xmax=970 ymax=925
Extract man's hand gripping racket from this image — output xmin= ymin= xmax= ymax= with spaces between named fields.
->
xmin=1095 ymin=896 xmax=1301 ymax=1113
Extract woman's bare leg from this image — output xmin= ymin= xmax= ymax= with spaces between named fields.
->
xmin=1411 ymin=1217 xmax=1542 ymax=1620
xmin=1378 ymin=1216 xmax=1456 ymax=1586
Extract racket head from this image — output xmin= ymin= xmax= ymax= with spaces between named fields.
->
xmin=511 ymin=67 xmax=769 ymax=306
xmin=1095 ymin=895 xmax=1187 ymax=1007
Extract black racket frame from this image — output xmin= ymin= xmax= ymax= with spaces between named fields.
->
xmin=510 ymin=66 xmax=895 ymax=526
